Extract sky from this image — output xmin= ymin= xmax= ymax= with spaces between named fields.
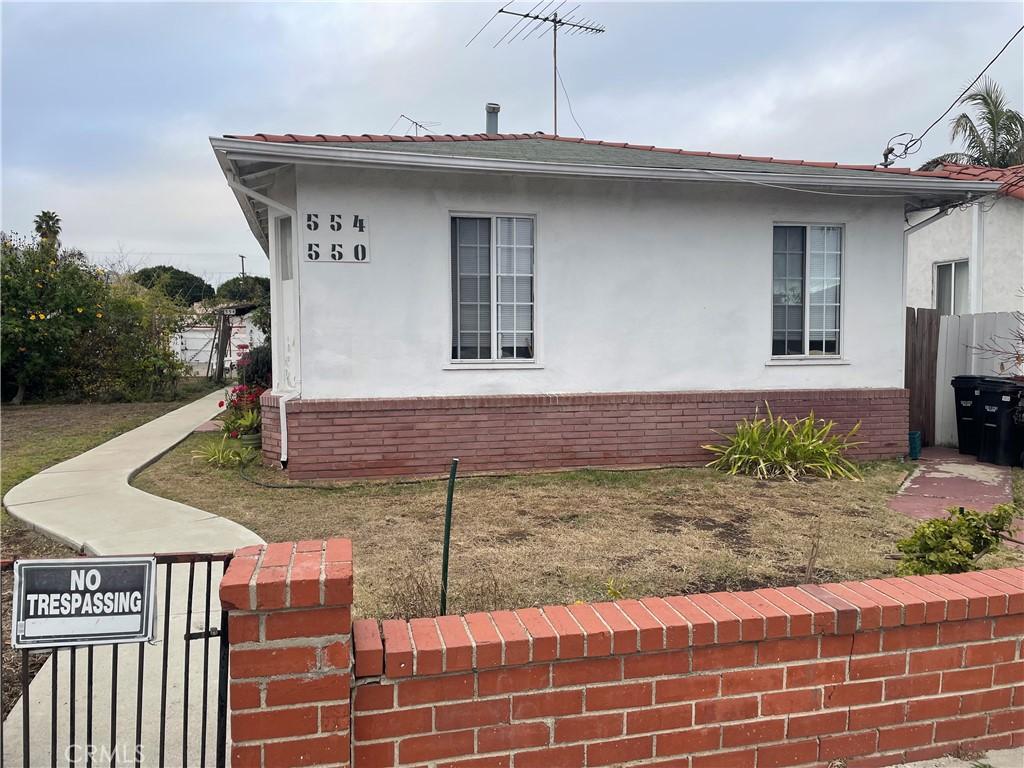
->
xmin=2 ymin=0 xmax=1022 ymax=284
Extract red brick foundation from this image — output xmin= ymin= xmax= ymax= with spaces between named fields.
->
xmin=222 ymin=542 xmax=1023 ymax=768
xmin=260 ymin=388 xmax=909 ymax=480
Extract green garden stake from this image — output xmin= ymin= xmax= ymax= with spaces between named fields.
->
xmin=440 ymin=457 xmax=459 ymax=616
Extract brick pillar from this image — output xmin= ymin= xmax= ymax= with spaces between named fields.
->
xmin=220 ymin=539 xmax=353 ymax=768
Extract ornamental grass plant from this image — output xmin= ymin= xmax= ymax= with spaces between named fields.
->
xmin=703 ymin=403 xmax=862 ymax=481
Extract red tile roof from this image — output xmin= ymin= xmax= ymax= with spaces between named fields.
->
xmin=224 ymin=131 xmax=1023 ymax=195
xmin=928 ymin=163 xmax=1024 ymax=200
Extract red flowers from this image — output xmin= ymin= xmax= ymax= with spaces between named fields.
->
xmin=218 ymin=400 xmax=225 ymax=408
xmin=223 ymin=384 xmax=265 ymax=411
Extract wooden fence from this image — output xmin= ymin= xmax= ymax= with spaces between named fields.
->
xmin=904 ymin=307 xmax=939 ymax=446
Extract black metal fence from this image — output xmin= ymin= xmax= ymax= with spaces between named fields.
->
xmin=0 ymin=552 xmax=232 ymax=768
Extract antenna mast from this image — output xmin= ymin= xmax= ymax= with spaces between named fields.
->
xmin=472 ymin=3 xmax=605 ymax=135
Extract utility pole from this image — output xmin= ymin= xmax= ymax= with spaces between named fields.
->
xmin=238 ymin=253 xmax=246 ymax=277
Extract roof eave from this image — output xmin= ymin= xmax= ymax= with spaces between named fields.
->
xmin=210 ymin=136 xmax=1002 ymax=203
xmin=211 ymin=139 xmax=271 ymax=256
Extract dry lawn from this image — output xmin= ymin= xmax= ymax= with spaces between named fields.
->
xmin=136 ymin=437 xmax=1024 ymax=621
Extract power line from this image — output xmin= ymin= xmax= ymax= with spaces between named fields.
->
xmin=881 ymin=24 xmax=1024 ymax=166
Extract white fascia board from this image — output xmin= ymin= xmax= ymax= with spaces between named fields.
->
xmin=209 ymin=137 xmax=1002 ymax=197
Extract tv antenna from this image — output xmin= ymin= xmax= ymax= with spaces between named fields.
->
xmin=386 ymin=113 xmax=442 ymax=136
xmin=468 ymin=2 xmax=605 ymax=135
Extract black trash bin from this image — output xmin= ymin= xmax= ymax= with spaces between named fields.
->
xmin=976 ymin=377 xmax=1024 ymax=467
xmin=951 ymin=375 xmax=984 ymax=455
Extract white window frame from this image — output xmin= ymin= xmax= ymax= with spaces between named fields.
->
xmin=769 ymin=222 xmax=846 ymax=361
xmin=933 ymin=259 xmax=969 ymax=315
xmin=447 ymin=211 xmax=540 ymax=368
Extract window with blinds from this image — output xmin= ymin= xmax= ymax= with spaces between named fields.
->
xmin=772 ymin=224 xmax=842 ymax=357
xmin=451 ymin=215 xmax=535 ymax=362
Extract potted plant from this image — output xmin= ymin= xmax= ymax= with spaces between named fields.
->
xmin=234 ymin=409 xmax=262 ymax=448
xmin=217 ymin=384 xmax=265 ymax=448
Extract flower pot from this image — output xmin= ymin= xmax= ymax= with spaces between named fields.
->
xmin=240 ymin=432 xmax=262 ymax=449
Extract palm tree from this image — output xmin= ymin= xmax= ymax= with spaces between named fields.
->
xmin=33 ymin=210 xmax=62 ymax=245
xmin=921 ymin=78 xmax=1024 ymax=169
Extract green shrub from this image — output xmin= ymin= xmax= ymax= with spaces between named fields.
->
xmin=703 ymin=404 xmax=862 ymax=481
xmin=238 ymin=343 xmax=271 ymax=388
xmin=2 ymin=232 xmax=188 ymax=403
xmin=896 ymin=504 xmax=1020 ymax=575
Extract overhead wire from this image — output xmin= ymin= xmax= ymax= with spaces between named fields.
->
xmin=882 ymin=24 xmax=1024 ymax=164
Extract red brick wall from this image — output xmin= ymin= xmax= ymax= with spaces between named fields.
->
xmin=349 ymin=571 xmax=1023 ymax=768
xmin=220 ymin=539 xmax=354 ymax=768
xmin=221 ymin=543 xmax=1023 ymax=768
xmin=260 ymin=388 xmax=909 ymax=480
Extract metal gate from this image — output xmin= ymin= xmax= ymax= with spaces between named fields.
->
xmin=1 ymin=552 xmax=232 ymax=768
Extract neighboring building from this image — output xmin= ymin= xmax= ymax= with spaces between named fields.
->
xmin=906 ymin=164 xmax=1024 ymax=314
xmin=211 ymin=121 xmax=998 ymax=479
xmin=175 ymin=303 xmax=265 ymax=376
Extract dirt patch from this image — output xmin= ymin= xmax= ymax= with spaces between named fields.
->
xmin=648 ymin=511 xmax=683 ymax=534
xmin=134 ymin=446 xmax=1024 ymax=621
xmin=685 ymin=516 xmax=752 ymax=554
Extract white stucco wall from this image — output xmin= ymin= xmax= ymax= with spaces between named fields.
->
xmin=283 ymin=165 xmax=907 ymax=399
xmin=906 ymin=197 xmax=1024 ymax=313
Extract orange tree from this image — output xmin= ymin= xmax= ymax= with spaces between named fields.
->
xmin=1 ymin=233 xmax=188 ymax=403
xmin=1 ymin=234 xmax=106 ymax=403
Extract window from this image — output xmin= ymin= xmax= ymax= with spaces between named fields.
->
xmin=451 ymin=215 xmax=535 ymax=361
xmin=772 ymin=224 xmax=842 ymax=356
xmin=935 ymin=260 xmax=969 ymax=315
xmin=278 ymin=216 xmax=293 ymax=281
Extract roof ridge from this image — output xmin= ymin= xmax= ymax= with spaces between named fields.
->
xmin=222 ymin=131 xmax=1020 ymax=190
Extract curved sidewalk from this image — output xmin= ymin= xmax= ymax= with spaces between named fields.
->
xmin=3 ymin=389 xmax=262 ymax=555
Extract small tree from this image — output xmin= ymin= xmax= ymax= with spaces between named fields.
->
xmin=1 ymin=234 xmax=106 ymax=403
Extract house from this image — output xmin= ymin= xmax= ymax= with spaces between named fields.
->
xmin=174 ymin=301 xmax=266 ymax=376
xmin=211 ymin=113 xmax=1000 ymax=479
xmin=906 ymin=164 xmax=1024 ymax=315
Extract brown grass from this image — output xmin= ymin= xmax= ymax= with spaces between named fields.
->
xmin=134 ymin=438 xmax=1024 ymax=621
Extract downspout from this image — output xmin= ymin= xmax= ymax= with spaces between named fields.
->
xmin=277 ymin=391 xmax=299 ymax=466
xmin=970 ymin=202 xmax=985 ymax=313
xmin=227 ymin=177 xmax=301 ymax=466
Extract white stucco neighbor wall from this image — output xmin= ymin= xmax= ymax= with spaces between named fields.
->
xmin=906 ymin=198 xmax=1024 ymax=313
xmin=287 ymin=165 xmax=907 ymax=400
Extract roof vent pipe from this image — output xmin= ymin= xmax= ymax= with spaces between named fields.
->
xmin=486 ymin=103 xmax=500 ymax=134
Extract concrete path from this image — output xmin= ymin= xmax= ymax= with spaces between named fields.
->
xmin=889 ymin=447 xmax=1015 ymax=520
xmin=3 ymin=390 xmax=263 ymax=766
xmin=3 ymin=390 xmax=261 ymax=555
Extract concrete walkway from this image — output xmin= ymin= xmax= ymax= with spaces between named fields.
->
xmin=3 ymin=389 xmax=262 ymax=555
xmin=3 ymin=390 xmax=263 ymax=766
xmin=889 ymin=447 xmax=1015 ymax=520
